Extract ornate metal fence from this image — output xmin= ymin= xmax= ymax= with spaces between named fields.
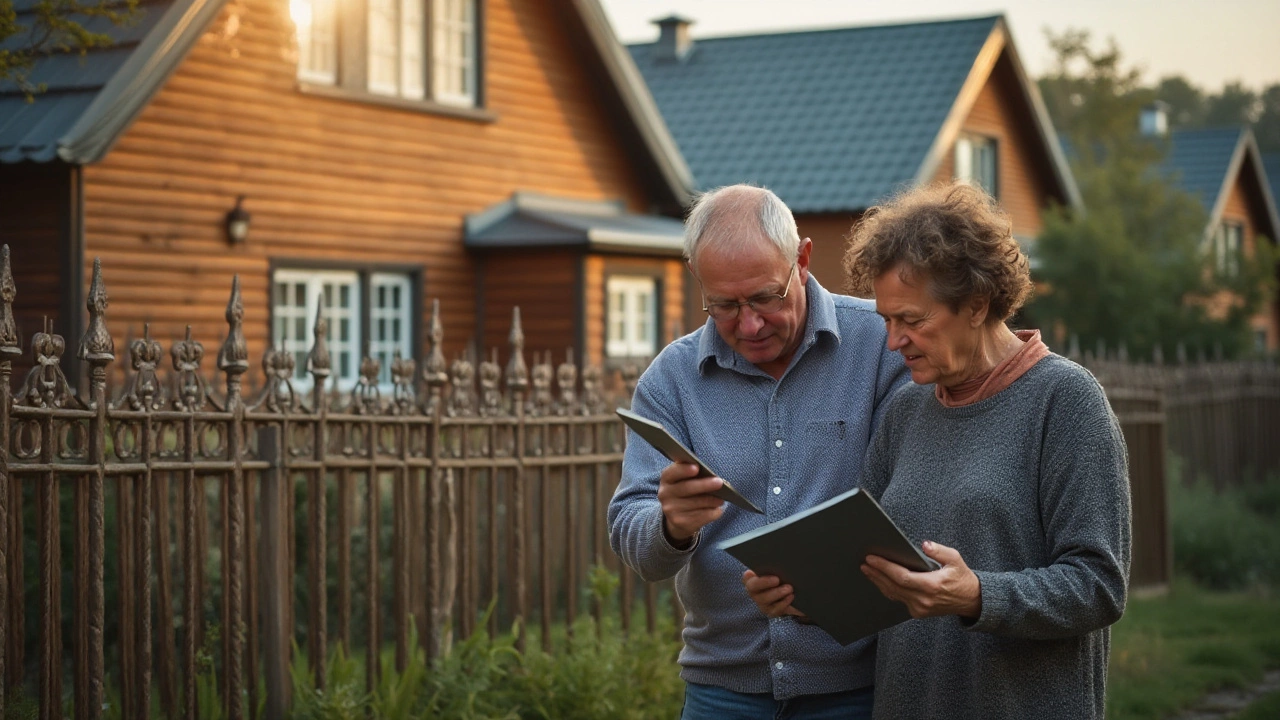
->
xmin=0 ymin=246 xmax=674 ymax=720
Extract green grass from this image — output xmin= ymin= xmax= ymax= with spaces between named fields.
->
xmin=1106 ymin=580 xmax=1280 ymax=720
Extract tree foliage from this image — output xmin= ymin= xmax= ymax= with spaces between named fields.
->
xmin=0 ymin=0 xmax=138 ymax=98
xmin=1031 ymin=30 xmax=1276 ymax=360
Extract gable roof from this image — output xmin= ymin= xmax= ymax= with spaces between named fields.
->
xmin=1262 ymin=152 xmax=1280 ymax=216
xmin=627 ymin=14 xmax=1080 ymax=214
xmin=0 ymin=0 xmax=694 ymax=203
xmin=1161 ymin=127 xmax=1280 ymax=241
xmin=0 ymin=0 xmax=225 ymax=164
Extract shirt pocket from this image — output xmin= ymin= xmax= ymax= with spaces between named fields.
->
xmin=804 ymin=419 xmax=847 ymax=441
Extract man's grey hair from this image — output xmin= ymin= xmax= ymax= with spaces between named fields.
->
xmin=683 ymin=184 xmax=801 ymax=267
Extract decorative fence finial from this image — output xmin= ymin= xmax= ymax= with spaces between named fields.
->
xmin=0 ymin=245 xmax=20 ymax=358
xmin=351 ymin=355 xmax=381 ymax=414
xmin=121 ymin=323 xmax=165 ymax=411
xmin=448 ymin=350 xmax=476 ymax=417
xmin=17 ymin=318 xmax=74 ymax=408
xmin=258 ymin=342 xmax=298 ymax=413
xmin=479 ymin=348 xmax=502 ymax=416
xmin=79 ymin=257 xmax=114 ymax=364
xmin=391 ymin=352 xmax=417 ymax=414
xmin=529 ymin=351 xmax=553 ymax=416
xmin=307 ymin=299 xmax=331 ymax=386
xmin=506 ymin=307 xmax=528 ymax=394
xmin=218 ymin=276 xmax=249 ymax=376
xmin=556 ymin=348 xmax=577 ymax=416
xmin=423 ymin=299 xmax=447 ymax=415
xmin=171 ymin=325 xmax=206 ymax=411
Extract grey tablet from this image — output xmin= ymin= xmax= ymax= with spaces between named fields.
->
xmin=616 ymin=407 xmax=764 ymax=514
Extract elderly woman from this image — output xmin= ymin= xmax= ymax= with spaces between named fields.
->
xmin=745 ymin=181 xmax=1131 ymax=720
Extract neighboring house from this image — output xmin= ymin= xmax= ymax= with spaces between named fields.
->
xmin=627 ymin=14 xmax=1081 ymax=311
xmin=0 ymin=0 xmax=696 ymax=388
xmin=1153 ymin=120 xmax=1280 ymax=353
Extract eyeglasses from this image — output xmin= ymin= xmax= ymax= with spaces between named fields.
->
xmin=701 ymin=264 xmax=797 ymax=320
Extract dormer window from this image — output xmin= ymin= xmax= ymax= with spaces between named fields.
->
xmin=292 ymin=0 xmax=481 ymax=110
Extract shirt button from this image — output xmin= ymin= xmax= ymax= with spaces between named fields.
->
xmin=773 ymin=486 xmax=781 ymax=495
xmin=775 ymin=439 xmax=784 ymax=448
xmin=775 ymin=661 xmax=784 ymax=670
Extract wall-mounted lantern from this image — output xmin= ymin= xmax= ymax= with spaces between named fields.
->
xmin=226 ymin=195 xmax=251 ymax=245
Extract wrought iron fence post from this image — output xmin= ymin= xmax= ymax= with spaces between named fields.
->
xmin=257 ymin=424 xmax=288 ymax=719
xmin=218 ymin=277 xmax=248 ymax=720
xmin=80 ymin=258 xmax=114 ymax=720
xmin=506 ymin=308 xmax=528 ymax=653
xmin=423 ymin=300 xmax=447 ymax=661
xmin=305 ymin=301 xmax=330 ymax=692
xmin=0 ymin=245 xmax=18 ymax=710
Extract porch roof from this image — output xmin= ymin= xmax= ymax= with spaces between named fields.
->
xmin=464 ymin=193 xmax=686 ymax=256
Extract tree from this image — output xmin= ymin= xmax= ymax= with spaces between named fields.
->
xmin=0 ymin=0 xmax=137 ymax=98
xmin=1031 ymin=31 xmax=1274 ymax=360
xmin=1254 ymin=84 xmax=1280 ymax=153
xmin=1155 ymin=75 xmax=1206 ymax=127
xmin=1205 ymin=81 xmax=1262 ymax=126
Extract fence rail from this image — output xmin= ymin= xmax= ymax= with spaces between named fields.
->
xmin=0 ymin=247 xmax=669 ymax=720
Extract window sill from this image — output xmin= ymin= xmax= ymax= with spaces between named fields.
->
xmin=299 ymin=82 xmax=498 ymax=123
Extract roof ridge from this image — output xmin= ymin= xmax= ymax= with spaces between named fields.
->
xmin=627 ymin=13 xmax=1001 ymax=46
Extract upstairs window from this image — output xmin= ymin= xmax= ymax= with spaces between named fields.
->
xmin=955 ymin=134 xmax=998 ymax=196
xmin=606 ymin=276 xmax=658 ymax=359
xmin=1213 ymin=221 xmax=1243 ymax=278
xmin=291 ymin=0 xmax=480 ymax=109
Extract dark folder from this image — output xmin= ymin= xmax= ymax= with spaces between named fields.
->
xmin=718 ymin=487 xmax=939 ymax=645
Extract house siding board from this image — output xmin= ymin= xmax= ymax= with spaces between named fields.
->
xmin=479 ymin=250 xmax=578 ymax=360
xmin=80 ymin=0 xmax=659 ymax=363
xmin=797 ymin=212 xmax=861 ymax=294
xmin=931 ymin=54 xmax=1052 ymax=240
xmin=0 ymin=163 xmax=66 ymax=376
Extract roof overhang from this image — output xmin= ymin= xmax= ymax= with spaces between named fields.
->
xmin=465 ymin=192 xmax=686 ymax=256
xmin=569 ymin=0 xmax=695 ymax=205
xmin=57 ymin=0 xmax=229 ymax=164
xmin=914 ymin=17 xmax=1084 ymax=212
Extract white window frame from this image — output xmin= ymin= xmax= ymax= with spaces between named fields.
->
xmin=292 ymin=0 xmax=339 ymax=85
xmin=955 ymin=133 xmax=998 ymax=195
xmin=606 ymin=276 xmax=658 ymax=359
xmin=1213 ymin=221 xmax=1243 ymax=278
xmin=369 ymin=273 xmax=414 ymax=386
xmin=432 ymin=0 xmax=477 ymax=106
xmin=368 ymin=0 xmax=425 ymax=99
xmin=273 ymin=270 xmax=362 ymax=391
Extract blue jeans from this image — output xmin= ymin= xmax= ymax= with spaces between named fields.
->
xmin=680 ymin=682 xmax=874 ymax=720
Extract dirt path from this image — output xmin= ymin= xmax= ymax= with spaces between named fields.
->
xmin=1168 ymin=670 xmax=1280 ymax=719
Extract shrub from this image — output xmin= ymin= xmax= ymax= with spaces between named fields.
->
xmin=1169 ymin=464 xmax=1280 ymax=590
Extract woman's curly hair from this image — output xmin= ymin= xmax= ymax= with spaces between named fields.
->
xmin=842 ymin=181 xmax=1033 ymax=323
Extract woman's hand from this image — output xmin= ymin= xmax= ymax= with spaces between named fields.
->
xmin=861 ymin=541 xmax=983 ymax=620
xmin=742 ymin=570 xmax=806 ymax=619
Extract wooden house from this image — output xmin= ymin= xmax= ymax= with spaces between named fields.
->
xmin=627 ymin=14 xmax=1081 ymax=317
xmin=1156 ymin=122 xmax=1280 ymax=352
xmin=0 ymin=0 xmax=696 ymax=388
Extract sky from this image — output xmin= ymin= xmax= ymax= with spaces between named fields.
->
xmin=598 ymin=0 xmax=1280 ymax=93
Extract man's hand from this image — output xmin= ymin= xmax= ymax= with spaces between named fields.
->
xmin=742 ymin=570 xmax=806 ymax=619
xmin=658 ymin=462 xmax=725 ymax=545
xmin=861 ymin=541 xmax=983 ymax=619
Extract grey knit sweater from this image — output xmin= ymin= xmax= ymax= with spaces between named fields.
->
xmin=861 ymin=354 xmax=1131 ymax=720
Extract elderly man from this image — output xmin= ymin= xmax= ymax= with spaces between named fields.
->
xmin=608 ymin=184 xmax=908 ymax=719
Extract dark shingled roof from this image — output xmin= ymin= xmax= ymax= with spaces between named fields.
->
xmin=1158 ymin=127 xmax=1245 ymax=216
xmin=1262 ymin=153 xmax=1280 ymax=212
xmin=627 ymin=15 xmax=1002 ymax=213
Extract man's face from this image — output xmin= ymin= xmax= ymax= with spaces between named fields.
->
xmin=693 ymin=235 xmax=812 ymax=379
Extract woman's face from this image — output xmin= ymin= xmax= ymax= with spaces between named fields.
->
xmin=872 ymin=264 xmax=986 ymax=388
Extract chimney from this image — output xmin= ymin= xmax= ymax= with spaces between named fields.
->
xmin=1140 ymin=100 xmax=1170 ymax=137
xmin=652 ymin=15 xmax=694 ymax=63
